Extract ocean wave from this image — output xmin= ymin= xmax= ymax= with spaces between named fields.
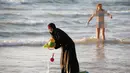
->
xmin=111 ymin=1 xmax=130 ymax=6
xmin=91 ymin=0 xmax=130 ymax=6
xmin=0 ymin=31 xmax=49 ymax=37
xmin=0 ymin=40 xmax=46 ymax=47
xmin=74 ymin=37 xmax=130 ymax=45
xmin=110 ymin=10 xmax=130 ymax=14
xmin=0 ymin=9 xmax=129 ymax=19
xmin=0 ymin=20 xmax=44 ymax=26
xmin=0 ymin=0 xmax=130 ymax=6
xmin=0 ymin=0 xmax=76 ymax=4
xmin=0 ymin=37 xmax=130 ymax=47
xmin=0 ymin=0 xmax=26 ymax=4
xmin=31 ymin=10 xmax=130 ymax=17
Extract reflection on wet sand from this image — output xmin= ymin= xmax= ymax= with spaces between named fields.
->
xmin=96 ymin=41 xmax=105 ymax=60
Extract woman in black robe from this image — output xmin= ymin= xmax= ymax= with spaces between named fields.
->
xmin=48 ymin=23 xmax=79 ymax=73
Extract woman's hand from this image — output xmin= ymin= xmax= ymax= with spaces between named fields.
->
xmin=110 ymin=15 xmax=112 ymax=19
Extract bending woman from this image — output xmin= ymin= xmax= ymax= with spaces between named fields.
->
xmin=48 ymin=23 xmax=79 ymax=73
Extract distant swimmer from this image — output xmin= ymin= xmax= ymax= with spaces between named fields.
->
xmin=87 ymin=3 xmax=112 ymax=41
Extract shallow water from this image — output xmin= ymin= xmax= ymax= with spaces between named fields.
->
xmin=0 ymin=43 xmax=130 ymax=73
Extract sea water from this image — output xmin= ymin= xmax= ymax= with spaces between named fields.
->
xmin=0 ymin=0 xmax=130 ymax=73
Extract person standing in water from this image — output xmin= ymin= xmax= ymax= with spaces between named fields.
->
xmin=48 ymin=23 xmax=79 ymax=73
xmin=87 ymin=3 xmax=112 ymax=41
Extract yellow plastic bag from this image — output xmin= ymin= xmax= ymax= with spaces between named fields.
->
xmin=43 ymin=37 xmax=55 ymax=49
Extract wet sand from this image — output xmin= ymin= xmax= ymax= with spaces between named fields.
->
xmin=0 ymin=44 xmax=130 ymax=73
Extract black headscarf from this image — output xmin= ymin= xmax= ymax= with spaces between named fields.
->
xmin=48 ymin=23 xmax=56 ymax=29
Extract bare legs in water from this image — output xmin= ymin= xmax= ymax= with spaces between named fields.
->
xmin=96 ymin=28 xmax=105 ymax=41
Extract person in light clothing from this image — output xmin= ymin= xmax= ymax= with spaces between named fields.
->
xmin=88 ymin=3 xmax=112 ymax=40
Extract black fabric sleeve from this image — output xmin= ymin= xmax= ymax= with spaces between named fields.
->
xmin=50 ymin=29 xmax=62 ymax=49
xmin=54 ymin=43 xmax=61 ymax=49
xmin=54 ymin=30 xmax=62 ymax=49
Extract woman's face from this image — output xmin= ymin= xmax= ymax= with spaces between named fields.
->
xmin=97 ymin=4 xmax=102 ymax=10
xmin=48 ymin=27 xmax=53 ymax=33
